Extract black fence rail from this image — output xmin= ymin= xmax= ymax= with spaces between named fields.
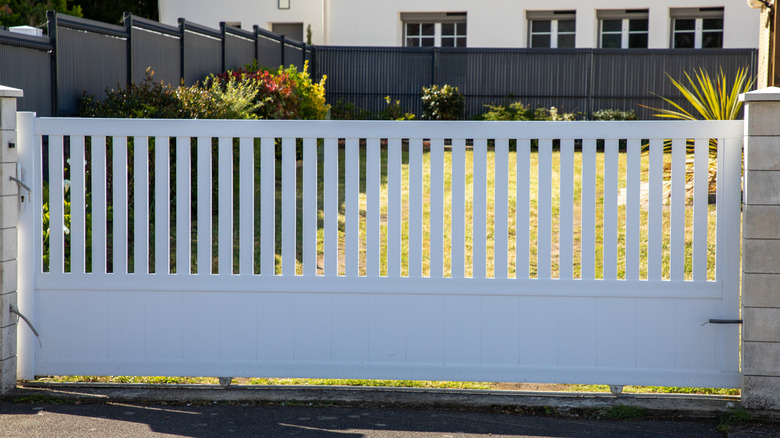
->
xmin=0 ymin=12 xmax=313 ymax=116
xmin=316 ymin=47 xmax=758 ymax=119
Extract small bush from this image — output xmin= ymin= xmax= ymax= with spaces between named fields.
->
xmin=592 ymin=109 xmax=638 ymax=121
xmin=481 ymin=101 xmax=578 ymax=121
xmin=380 ymin=96 xmax=415 ymax=121
xmin=421 ymin=84 xmax=464 ymax=120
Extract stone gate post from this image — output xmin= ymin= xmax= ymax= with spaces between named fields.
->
xmin=0 ymin=85 xmax=22 ymax=394
xmin=741 ymin=87 xmax=780 ymax=410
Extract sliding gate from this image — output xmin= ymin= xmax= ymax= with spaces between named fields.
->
xmin=16 ymin=115 xmax=742 ymax=388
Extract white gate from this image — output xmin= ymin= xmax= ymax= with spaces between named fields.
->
xmin=16 ymin=115 xmax=742 ymax=388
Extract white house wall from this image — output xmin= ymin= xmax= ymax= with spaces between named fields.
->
xmin=158 ymin=0 xmax=760 ymax=48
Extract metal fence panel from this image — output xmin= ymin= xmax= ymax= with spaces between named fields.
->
xmin=183 ymin=29 xmax=222 ymax=85
xmin=257 ymin=33 xmax=282 ymax=69
xmin=284 ymin=42 xmax=305 ymax=70
xmin=56 ymin=26 xmax=126 ymax=116
xmin=224 ymin=30 xmax=255 ymax=71
xmin=130 ymin=26 xmax=181 ymax=86
xmin=0 ymin=32 xmax=52 ymax=116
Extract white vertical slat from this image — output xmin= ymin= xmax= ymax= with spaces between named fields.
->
xmin=451 ymin=138 xmax=466 ymax=278
xmin=670 ymin=138 xmax=686 ymax=281
xmin=345 ymin=138 xmax=359 ymax=276
xmin=493 ymin=138 xmax=509 ymax=279
xmin=175 ymin=137 xmax=190 ymax=275
xmin=153 ymin=137 xmax=169 ymax=275
xmin=430 ymin=138 xmax=445 ymax=278
xmin=218 ymin=137 xmax=233 ymax=275
xmin=70 ymin=135 xmax=85 ymax=274
xmin=365 ymin=138 xmax=380 ymax=277
xmin=558 ymin=138 xmax=574 ymax=280
xmin=625 ymin=138 xmax=641 ymax=280
xmin=49 ymin=135 xmax=64 ymax=274
xmin=408 ymin=138 xmax=423 ymax=277
xmin=472 ymin=138 xmax=487 ymax=279
xmin=516 ymin=139 xmax=530 ymax=279
xmin=387 ymin=138 xmax=402 ymax=277
xmin=537 ymin=138 xmax=552 ymax=279
xmin=282 ymin=137 xmax=296 ymax=276
xmin=581 ymin=138 xmax=596 ymax=280
xmin=303 ymin=138 xmax=318 ymax=277
xmin=261 ymin=137 xmax=276 ymax=275
xmin=692 ymin=138 xmax=709 ymax=281
xmin=648 ymin=138 xmax=664 ymax=280
xmin=92 ymin=136 xmax=107 ymax=274
xmin=239 ymin=137 xmax=254 ymax=275
xmin=113 ymin=136 xmax=128 ymax=274
xmin=603 ymin=138 xmax=618 ymax=280
xmin=196 ymin=137 xmax=212 ymax=275
xmin=133 ymin=137 xmax=149 ymax=274
xmin=323 ymin=138 xmax=338 ymax=276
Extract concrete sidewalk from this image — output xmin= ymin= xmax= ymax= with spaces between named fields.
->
xmin=1 ymin=383 xmax=779 ymax=437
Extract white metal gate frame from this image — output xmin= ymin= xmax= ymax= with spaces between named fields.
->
xmin=16 ymin=116 xmax=743 ymax=387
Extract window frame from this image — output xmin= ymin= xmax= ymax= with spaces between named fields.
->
xmin=597 ymin=9 xmax=649 ymax=49
xmin=670 ymin=7 xmax=724 ymax=49
xmin=527 ymin=10 xmax=576 ymax=49
xmin=401 ymin=12 xmax=467 ymax=48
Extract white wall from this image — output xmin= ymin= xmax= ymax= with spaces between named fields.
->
xmin=158 ymin=0 xmax=760 ymax=48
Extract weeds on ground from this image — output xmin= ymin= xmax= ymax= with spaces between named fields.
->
xmin=602 ymin=404 xmax=648 ymax=421
xmin=717 ymin=408 xmax=752 ymax=432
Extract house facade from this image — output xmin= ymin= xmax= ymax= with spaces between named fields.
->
xmin=158 ymin=0 xmax=760 ymax=48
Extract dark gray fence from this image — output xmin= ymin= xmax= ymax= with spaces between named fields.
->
xmin=0 ymin=12 xmax=313 ymax=116
xmin=317 ymin=47 xmax=758 ymax=119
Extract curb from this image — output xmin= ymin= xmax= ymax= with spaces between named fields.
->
xmin=5 ymin=382 xmax=747 ymax=417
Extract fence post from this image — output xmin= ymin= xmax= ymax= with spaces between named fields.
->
xmin=0 ymin=85 xmax=22 ymax=394
xmin=740 ymin=87 xmax=780 ymax=410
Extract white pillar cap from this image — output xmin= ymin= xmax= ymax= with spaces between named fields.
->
xmin=0 ymin=86 xmax=23 ymax=99
xmin=740 ymin=87 xmax=780 ymax=102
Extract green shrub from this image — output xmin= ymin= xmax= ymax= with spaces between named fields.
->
xmin=421 ymin=84 xmax=464 ymax=120
xmin=592 ymin=109 xmax=638 ymax=121
xmin=380 ymin=96 xmax=415 ymax=121
xmin=330 ymin=99 xmax=373 ymax=120
xmin=481 ymin=101 xmax=578 ymax=121
xmin=79 ymin=69 xmax=185 ymax=119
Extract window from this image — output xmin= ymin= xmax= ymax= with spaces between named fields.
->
xmin=598 ymin=9 xmax=648 ymax=49
xmin=271 ymin=23 xmax=304 ymax=42
xmin=402 ymin=12 xmax=467 ymax=47
xmin=671 ymin=8 xmax=724 ymax=49
xmin=527 ymin=10 xmax=576 ymax=48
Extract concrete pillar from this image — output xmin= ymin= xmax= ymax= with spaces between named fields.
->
xmin=741 ymin=87 xmax=780 ymax=410
xmin=0 ymin=86 xmax=22 ymax=393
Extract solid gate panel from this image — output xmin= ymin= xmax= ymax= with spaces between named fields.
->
xmin=68 ymin=291 xmax=109 ymax=360
xmin=517 ymin=297 xmax=558 ymax=366
xmin=442 ymin=295 xmax=481 ymax=365
xmin=219 ymin=292 xmax=258 ymax=361
xmin=256 ymin=293 xmax=295 ymax=362
xmin=406 ymin=295 xmax=445 ymax=364
xmin=596 ymin=298 xmax=637 ymax=369
xmin=369 ymin=294 xmax=407 ymax=363
xmin=107 ymin=291 xmax=146 ymax=360
xmin=635 ymin=298 xmax=677 ymax=370
xmin=144 ymin=292 xmax=184 ymax=360
xmin=481 ymin=296 xmax=521 ymax=365
xmin=331 ymin=294 xmax=370 ymax=363
xmin=557 ymin=298 xmax=598 ymax=367
xmin=294 ymin=294 xmax=333 ymax=362
xmin=181 ymin=292 xmax=220 ymax=361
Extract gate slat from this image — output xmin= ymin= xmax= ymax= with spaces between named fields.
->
xmin=516 ymin=139 xmax=530 ymax=279
xmin=323 ymin=138 xmax=338 ymax=276
xmin=537 ymin=138 xmax=552 ymax=279
xmin=114 ymin=136 xmax=129 ymax=274
xmin=430 ymin=138 xmax=444 ymax=278
xmin=603 ymin=139 xmax=618 ymax=280
xmin=218 ymin=137 xmax=233 ymax=275
xmin=49 ymin=135 xmax=64 ymax=274
xmin=670 ymin=138 xmax=686 ymax=281
xmin=472 ymin=138 xmax=487 ymax=279
xmin=70 ymin=135 xmax=85 ymax=274
xmin=581 ymin=138 xmax=596 ymax=280
xmin=133 ymin=137 xmax=149 ymax=274
xmin=261 ymin=137 xmax=275 ymax=275
xmin=625 ymin=139 xmax=641 ymax=280
xmin=175 ymin=137 xmax=190 ymax=275
xmin=239 ymin=138 xmax=254 ymax=275
xmin=345 ymin=138 xmax=359 ymax=276
xmin=648 ymin=138 xmax=664 ymax=280
xmin=408 ymin=138 xmax=423 ymax=277
xmin=494 ymin=138 xmax=508 ymax=279
xmin=558 ymin=139 xmax=574 ymax=280
xmin=387 ymin=138 xmax=402 ymax=277
xmin=365 ymin=138 xmax=380 ymax=277
xmin=154 ymin=137 xmax=169 ymax=275
xmin=303 ymin=138 xmax=318 ymax=277
xmin=196 ymin=137 xmax=212 ymax=275
xmin=451 ymin=138 xmax=466 ymax=278
xmin=282 ymin=137 xmax=296 ymax=276
xmin=693 ymin=138 xmax=709 ymax=281
xmin=92 ymin=136 xmax=107 ymax=274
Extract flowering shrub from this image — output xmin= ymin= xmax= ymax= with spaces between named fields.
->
xmin=421 ymin=84 xmax=464 ymax=120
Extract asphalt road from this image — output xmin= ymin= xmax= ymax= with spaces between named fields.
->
xmin=0 ymin=400 xmax=741 ymax=438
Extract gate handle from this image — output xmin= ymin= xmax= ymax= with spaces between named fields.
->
xmin=9 ymin=304 xmax=42 ymax=349
xmin=8 ymin=175 xmax=30 ymax=193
